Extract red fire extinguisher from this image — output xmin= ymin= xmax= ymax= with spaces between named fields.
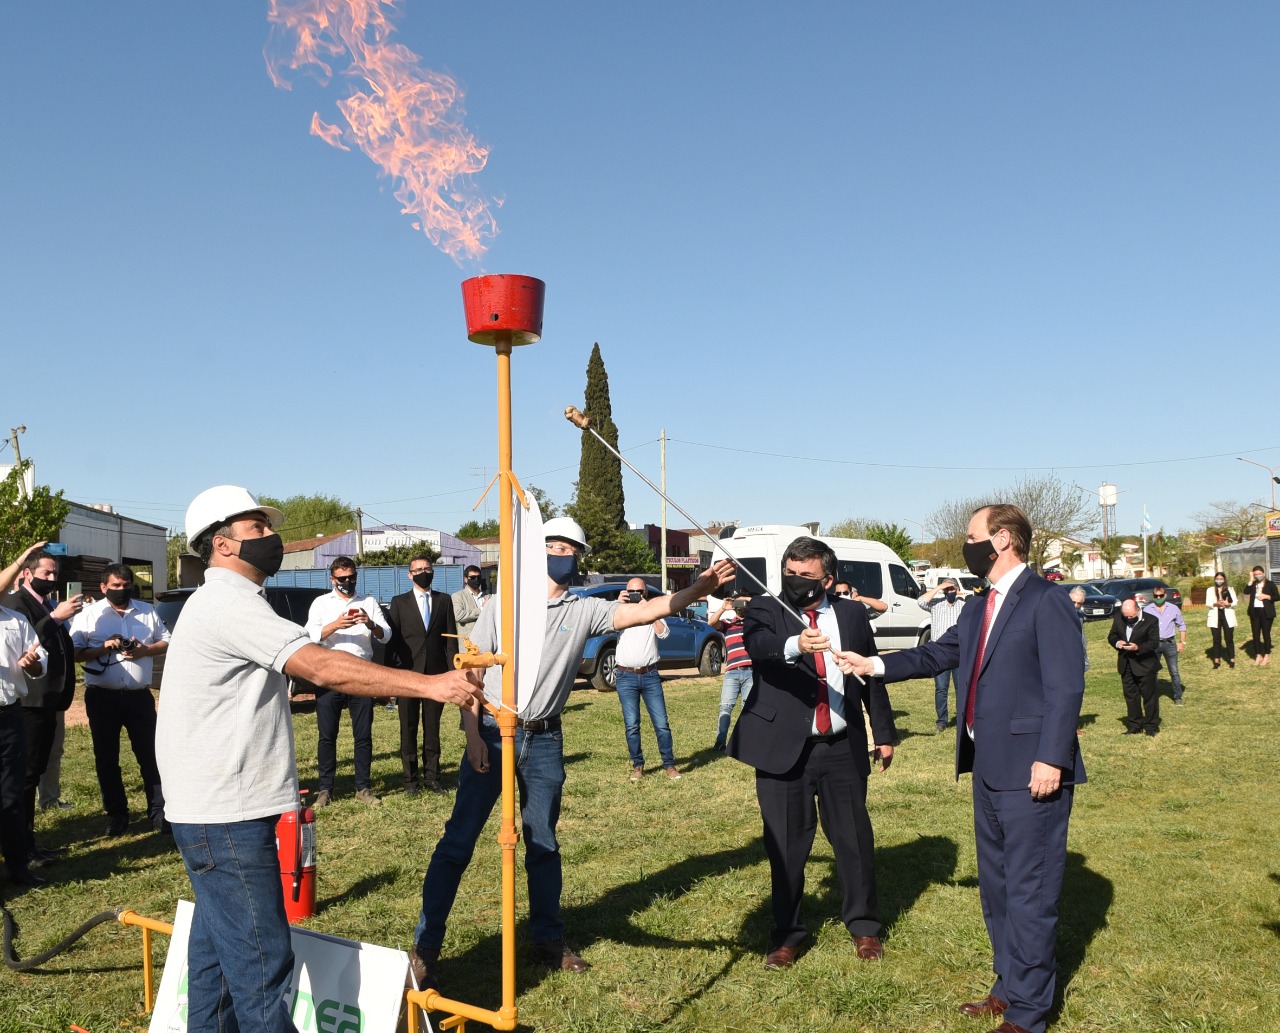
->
xmin=276 ymin=790 xmax=316 ymax=923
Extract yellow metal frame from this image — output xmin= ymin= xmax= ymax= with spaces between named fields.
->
xmin=117 ymin=909 xmax=174 ymax=1013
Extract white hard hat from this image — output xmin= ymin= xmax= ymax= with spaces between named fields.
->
xmin=185 ymin=485 xmax=284 ymax=544
xmin=542 ymin=516 xmax=590 ymax=555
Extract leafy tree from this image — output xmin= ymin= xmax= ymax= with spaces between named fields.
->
xmin=1004 ymin=474 xmax=1096 ymax=574
xmin=457 ymin=518 xmax=500 ymax=539
xmin=863 ymin=522 xmax=915 ymax=565
xmin=825 ymin=517 xmax=872 ymax=539
xmin=166 ymin=532 xmax=189 ymax=587
xmin=1092 ymin=536 xmax=1124 ymax=577
xmin=0 ymin=461 xmax=71 ymax=565
xmin=1192 ymin=500 xmax=1263 ymax=543
xmin=526 ymin=484 xmax=559 ymax=521
xmin=359 ymin=542 xmax=440 ymax=566
xmin=1145 ymin=531 xmax=1173 ymax=576
xmin=259 ymin=493 xmax=355 ymax=543
xmin=587 ymin=526 xmax=659 ymax=575
xmin=566 ymin=343 xmax=627 ymax=552
xmin=1057 ymin=545 xmax=1083 ymax=578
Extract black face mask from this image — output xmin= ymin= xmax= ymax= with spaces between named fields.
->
xmin=28 ymin=576 xmax=58 ymax=597
xmin=334 ymin=577 xmax=357 ymax=595
xmin=782 ymin=574 xmax=826 ymax=609
xmin=104 ymin=587 xmax=132 ymax=608
xmin=412 ymin=571 xmax=434 ymax=590
xmin=235 ymin=535 xmax=284 ymax=578
xmin=943 ymin=591 xmax=958 ymax=603
xmin=466 ymin=575 xmax=482 ymax=589
xmin=963 ymin=539 xmax=998 ymax=579
xmin=1125 ymin=615 xmax=1139 ymax=626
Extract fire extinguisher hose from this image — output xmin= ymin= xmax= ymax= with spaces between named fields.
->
xmin=2 ymin=903 xmax=124 ymax=972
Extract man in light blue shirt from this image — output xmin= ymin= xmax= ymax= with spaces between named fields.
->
xmin=1142 ymin=588 xmax=1187 ymax=705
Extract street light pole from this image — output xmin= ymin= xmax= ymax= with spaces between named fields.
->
xmin=1235 ymin=457 xmax=1280 ymax=511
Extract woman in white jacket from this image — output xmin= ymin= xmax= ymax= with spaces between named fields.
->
xmin=1206 ymin=571 xmax=1236 ymax=669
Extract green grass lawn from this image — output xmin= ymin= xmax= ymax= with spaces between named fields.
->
xmin=3 ymin=617 xmax=1279 ymax=1032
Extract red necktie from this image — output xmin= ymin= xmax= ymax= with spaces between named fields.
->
xmin=964 ymin=588 xmax=999 ymax=731
xmin=806 ymin=609 xmax=832 ymax=735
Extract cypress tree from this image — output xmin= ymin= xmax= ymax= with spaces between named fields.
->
xmin=567 ymin=343 xmax=656 ymax=574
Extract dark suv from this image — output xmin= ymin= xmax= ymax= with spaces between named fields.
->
xmin=1099 ymin=578 xmax=1182 ymax=610
xmin=150 ymin=585 xmax=327 ymax=690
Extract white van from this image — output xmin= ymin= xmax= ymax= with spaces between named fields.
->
xmin=711 ymin=524 xmax=929 ymax=650
xmin=923 ymin=567 xmax=984 ymax=593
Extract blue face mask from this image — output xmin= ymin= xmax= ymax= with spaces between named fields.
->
xmin=547 ymin=553 xmax=578 ymax=585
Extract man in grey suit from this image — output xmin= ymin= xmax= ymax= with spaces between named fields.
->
xmin=450 ymin=565 xmax=488 ymax=646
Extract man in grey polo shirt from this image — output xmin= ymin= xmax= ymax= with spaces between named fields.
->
xmin=157 ymin=486 xmax=484 ymax=1033
xmin=409 ymin=516 xmax=734 ymax=989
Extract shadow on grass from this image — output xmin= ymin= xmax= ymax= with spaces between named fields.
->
xmin=316 ymin=867 xmax=400 ymax=912
xmin=436 ymin=840 xmax=771 ymax=1025
xmin=813 ymin=834 xmax=959 ymax=937
xmin=1053 ymin=850 xmax=1112 ymax=1021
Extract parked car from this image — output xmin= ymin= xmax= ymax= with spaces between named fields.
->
xmin=1043 ymin=570 xmax=1065 ymax=582
xmin=1099 ymin=578 xmax=1182 ymax=610
xmin=570 ymin=583 xmax=725 ymax=691
xmin=151 ymin=585 xmax=328 ymax=691
xmin=1058 ymin=582 xmax=1118 ymax=621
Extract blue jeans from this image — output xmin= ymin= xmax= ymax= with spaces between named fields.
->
xmin=715 ymin=667 xmax=753 ymax=746
xmin=1155 ymin=639 xmax=1184 ymax=700
xmin=934 ymin=670 xmax=954 ymax=724
xmin=616 ymin=668 xmax=675 ymax=768
xmin=415 ymin=714 xmax=566 ymax=951
xmin=172 ymin=818 xmax=295 ymax=1033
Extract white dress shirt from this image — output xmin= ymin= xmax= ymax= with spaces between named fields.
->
xmin=782 ymin=596 xmax=848 ymax=736
xmin=70 ymin=597 xmax=170 ymax=689
xmin=0 ymin=606 xmax=46 ymax=704
xmin=306 ymin=590 xmax=391 ymax=661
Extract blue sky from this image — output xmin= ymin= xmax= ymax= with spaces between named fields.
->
xmin=2 ymin=2 xmax=1277 ymax=544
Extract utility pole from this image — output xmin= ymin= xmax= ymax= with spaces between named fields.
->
xmin=8 ymin=425 xmax=26 ymax=498
xmin=355 ymin=507 xmax=365 ymax=561
xmin=660 ymin=429 xmax=668 ymax=591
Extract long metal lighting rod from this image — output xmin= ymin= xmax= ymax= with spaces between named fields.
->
xmin=563 ymin=406 xmax=863 ymax=684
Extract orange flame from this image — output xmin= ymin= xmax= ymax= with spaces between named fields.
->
xmin=265 ymin=0 xmax=497 ymax=262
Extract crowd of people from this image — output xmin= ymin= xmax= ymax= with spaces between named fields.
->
xmin=0 ymin=489 xmax=1261 ymax=1033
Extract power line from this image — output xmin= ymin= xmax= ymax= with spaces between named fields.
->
xmin=668 ymin=439 xmax=1280 ymax=474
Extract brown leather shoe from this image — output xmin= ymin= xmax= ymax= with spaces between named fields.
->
xmin=853 ymin=935 xmax=883 ymax=961
xmin=958 ymin=995 xmax=1008 ymax=1018
xmin=532 ymin=940 xmax=591 ymax=972
xmin=407 ymin=946 xmax=440 ymax=991
xmin=764 ymin=944 xmax=799 ymax=970
xmin=984 ymin=1022 xmax=1031 ymax=1033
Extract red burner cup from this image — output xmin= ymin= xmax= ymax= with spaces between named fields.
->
xmin=461 ymin=274 xmax=545 ymax=345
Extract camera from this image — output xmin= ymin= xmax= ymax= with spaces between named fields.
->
xmin=115 ymin=637 xmax=140 ymax=652
xmin=626 ymin=590 xmax=645 ymax=603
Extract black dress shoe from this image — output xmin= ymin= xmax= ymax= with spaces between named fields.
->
xmin=105 ymin=815 xmax=129 ymax=837
xmin=8 ymin=870 xmax=47 ymax=888
xmin=407 ymin=946 xmax=441 ymax=990
xmin=422 ymin=782 xmax=447 ymax=795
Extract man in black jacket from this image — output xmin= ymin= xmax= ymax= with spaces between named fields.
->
xmin=727 ymin=536 xmax=896 ymax=970
xmin=387 ymin=555 xmax=459 ymax=795
xmin=1109 ymin=599 xmax=1161 ymax=736
xmin=4 ymin=549 xmax=81 ymax=866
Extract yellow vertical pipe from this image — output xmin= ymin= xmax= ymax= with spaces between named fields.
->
xmin=494 ymin=336 xmax=519 ymax=1026
xmin=142 ymin=926 xmax=154 ymax=1011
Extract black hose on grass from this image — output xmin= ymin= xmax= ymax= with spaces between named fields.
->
xmin=2 ymin=905 xmax=124 ymax=972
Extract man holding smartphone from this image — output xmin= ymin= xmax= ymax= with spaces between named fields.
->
xmin=305 ymin=556 xmax=392 ymax=807
xmin=614 ymin=577 xmax=680 ymax=781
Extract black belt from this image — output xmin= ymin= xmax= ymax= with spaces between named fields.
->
xmin=85 ymin=684 xmax=148 ymax=692
xmin=517 ymin=716 xmax=561 ymax=733
xmin=1161 ymin=637 xmax=1177 ymax=642
xmin=807 ymin=729 xmax=848 ymax=743
xmin=615 ymin=664 xmax=657 ymax=674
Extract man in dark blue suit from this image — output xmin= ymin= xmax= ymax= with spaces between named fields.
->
xmin=728 ymin=536 xmax=897 ymax=970
xmin=838 ymin=505 xmax=1085 ymax=1033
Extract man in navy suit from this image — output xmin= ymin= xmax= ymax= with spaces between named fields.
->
xmin=839 ymin=505 xmax=1085 ymax=1033
xmin=728 ymin=536 xmax=896 ymax=970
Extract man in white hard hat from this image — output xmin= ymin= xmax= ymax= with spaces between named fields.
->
xmin=156 ymin=485 xmax=484 ymax=1033
xmin=408 ymin=516 xmax=735 ymax=989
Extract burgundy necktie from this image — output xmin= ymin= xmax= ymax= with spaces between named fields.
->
xmin=806 ymin=609 xmax=832 ymax=735
xmin=964 ymin=588 xmax=999 ymax=731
